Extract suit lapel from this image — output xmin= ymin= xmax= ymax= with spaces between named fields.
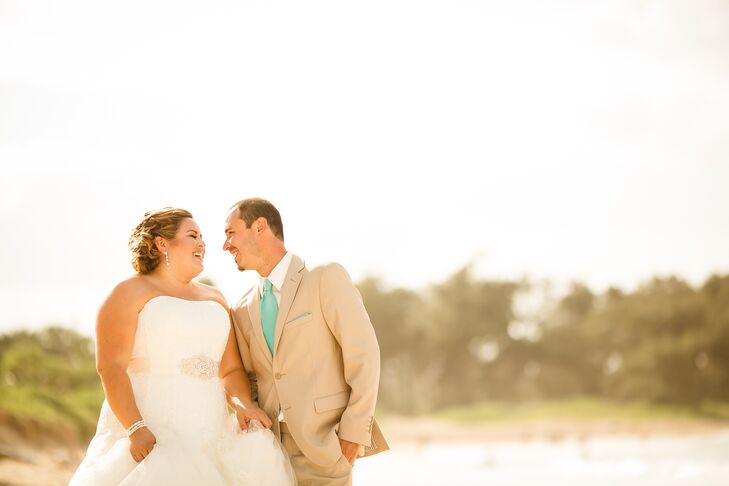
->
xmin=273 ymin=255 xmax=305 ymax=356
xmin=247 ymin=287 xmax=273 ymax=365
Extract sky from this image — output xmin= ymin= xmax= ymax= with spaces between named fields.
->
xmin=1 ymin=0 xmax=728 ymax=335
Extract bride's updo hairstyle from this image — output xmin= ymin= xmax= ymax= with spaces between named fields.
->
xmin=128 ymin=207 xmax=193 ymax=274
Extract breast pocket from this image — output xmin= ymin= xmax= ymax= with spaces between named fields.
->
xmin=286 ymin=312 xmax=312 ymax=326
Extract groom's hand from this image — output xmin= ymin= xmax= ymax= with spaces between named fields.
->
xmin=234 ymin=404 xmax=273 ymax=431
xmin=339 ymin=438 xmax=360 ymax=465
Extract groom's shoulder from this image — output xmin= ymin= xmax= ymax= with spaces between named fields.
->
xmin=307 ymin=261 xmax=352 ymax=283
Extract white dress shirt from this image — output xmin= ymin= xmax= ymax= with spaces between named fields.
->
xmin=258 ymin=252 xmax=292 ymax=306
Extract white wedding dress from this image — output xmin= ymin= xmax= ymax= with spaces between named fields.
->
xmin=69 ymin=296 xmax=296 ymax=486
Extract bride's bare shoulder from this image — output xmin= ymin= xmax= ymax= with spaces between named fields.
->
xmin=102 ymin=275 xmax=158 ymax=311
xmin=193 ymin=282 xmax=229 ymax=310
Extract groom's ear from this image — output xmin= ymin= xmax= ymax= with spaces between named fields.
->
xmin=254 ymin=217 xmax=268 ymax=235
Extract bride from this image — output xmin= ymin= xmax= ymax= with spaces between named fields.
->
xmin=69 ymin=208 xmax=296 ymax=485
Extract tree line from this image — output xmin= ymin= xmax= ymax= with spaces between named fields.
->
xmin=1 ymin=268 xmax=728 ymax=430
xmin=362 ymin=268 xmax=729 ymax=413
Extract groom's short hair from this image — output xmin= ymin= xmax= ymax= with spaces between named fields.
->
xmin=230 ymin=198 xmax=284 ymax=242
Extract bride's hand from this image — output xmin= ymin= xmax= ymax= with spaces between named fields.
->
xmin=129 ymin=427 xmax=157 ymax=462
xmin=234 ymin=404 xmax=273 ymax=431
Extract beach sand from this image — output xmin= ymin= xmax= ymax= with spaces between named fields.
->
xmin=1 ymin=414 xmax=727 ymax=486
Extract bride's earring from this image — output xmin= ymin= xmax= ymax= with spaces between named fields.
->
xmin=164 ymin=252 xmax=170 ymax=267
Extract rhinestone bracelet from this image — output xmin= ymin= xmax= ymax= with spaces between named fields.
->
xmin=126 ymin=419 xmax=146 ymax=437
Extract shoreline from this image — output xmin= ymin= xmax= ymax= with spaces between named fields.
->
xmin=380 ymin=415 xmax=729 ymax=444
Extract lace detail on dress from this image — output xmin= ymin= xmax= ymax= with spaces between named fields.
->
xmin=177 ymin=355 xmax=220 ymax=379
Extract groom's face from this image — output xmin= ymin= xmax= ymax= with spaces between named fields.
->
xmin=223 ymin=210 xmax=257 ymax=271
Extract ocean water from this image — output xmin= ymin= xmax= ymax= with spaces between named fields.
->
xmin=354 ymin=433 xmax=729 ymax=485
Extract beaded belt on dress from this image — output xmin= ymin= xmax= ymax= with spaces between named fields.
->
xmin=127 ymin=355 xmax=220 ymax=379
xmin=177 ymin=354 xmax=220 ymax=379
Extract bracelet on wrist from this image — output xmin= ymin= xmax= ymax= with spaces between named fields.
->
xmin=126 ymin=419 xmax=146 ymax=436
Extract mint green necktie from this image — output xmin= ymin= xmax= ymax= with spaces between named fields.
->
xmin=260 ymin=279 xmax=278 ymax=355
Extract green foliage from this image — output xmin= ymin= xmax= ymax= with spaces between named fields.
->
xmin=358 ymin=269 xmax=729 ymax=414
xmin=426 ymin=269 xmax=519 ymax=406
xmin=0 ymin=327 xmax=103 ymax=438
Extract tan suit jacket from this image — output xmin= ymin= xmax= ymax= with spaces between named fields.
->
xmin=231 ymin=255 xmax=387 ymax=467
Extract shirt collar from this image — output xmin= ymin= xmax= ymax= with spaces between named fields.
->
xmin=259 ymin=252 xmax=292 ymax=295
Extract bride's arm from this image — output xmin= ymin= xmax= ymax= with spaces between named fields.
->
xmin=95 ymin=284 xmax=156 ymax=461
xmin=220 ymin=323 xmax=273 ymax=430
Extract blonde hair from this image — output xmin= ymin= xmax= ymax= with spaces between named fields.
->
xmin=128 ymin=207 xmax=193 ymax=274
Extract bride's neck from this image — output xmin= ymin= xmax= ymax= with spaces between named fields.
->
xmin=149 ymin=268 xmax=194 ymax=291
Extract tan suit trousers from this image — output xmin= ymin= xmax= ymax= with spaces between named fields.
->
xmin=280 ymin=422 xmax=352 ymax=486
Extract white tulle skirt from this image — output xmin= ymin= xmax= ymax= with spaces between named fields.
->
xmin=69 ymin=374 xmax=296 ymax=486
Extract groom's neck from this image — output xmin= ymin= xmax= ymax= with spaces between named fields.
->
xmin=258 ymin=246 xmax=287 ymax=278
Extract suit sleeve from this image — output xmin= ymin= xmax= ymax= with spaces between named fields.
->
xmin=320 ymin=263 xmax=381 ymax=446
xmin=230 ymin=307 xmax=254 ymax=380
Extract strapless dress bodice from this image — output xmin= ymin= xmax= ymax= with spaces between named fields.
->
xmin=128 ymin=296 xmax=230 ymax=377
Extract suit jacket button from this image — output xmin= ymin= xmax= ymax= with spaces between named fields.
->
xmin=275 ymin=372 xmax=283 ymax=380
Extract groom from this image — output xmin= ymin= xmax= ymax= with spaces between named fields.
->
xmin=224 ymin=198 xmax=387 ymax=485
